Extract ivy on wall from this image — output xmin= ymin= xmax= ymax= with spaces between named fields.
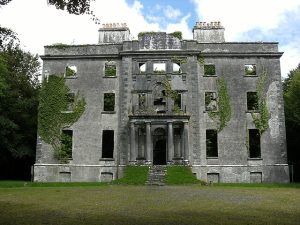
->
xmin=208 ymin=76 xmax=232 ymax=132
xmin=38 ymin=75 xmax=86 ymax=162
xmin=251 ymin=68 xmax=269 ymax=134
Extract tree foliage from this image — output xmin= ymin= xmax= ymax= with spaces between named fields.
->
xmin=0 ymin=27 xmax=40 ymax=179
xmin=283 ymin=63 xmax=300 ymax=181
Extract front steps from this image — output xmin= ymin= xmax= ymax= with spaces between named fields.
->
xmin=146 ymin=165 xmax=166 ymax=186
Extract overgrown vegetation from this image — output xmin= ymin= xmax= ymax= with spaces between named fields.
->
xmin=208 ymin=76 xmax=232 ymax=132
xmin=170 ymin=31 xmax=182 ymax=40
xmin=251 ymin=68 xmax=269 ymax=134
xmin=50 ymin=43 xmax=69 ymax=49
xmin=38 ymin=75 xmax=85 ymax=162
xmin=165 ymin=166 xmax=205 ymax=185
xmin=112 ymin=166 xmax=149 ymax=185
xmin=105 ymin=65 xmax=116 ymax=77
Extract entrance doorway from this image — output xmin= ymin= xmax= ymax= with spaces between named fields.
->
xmin=153 ymin=139 xmax=166 ymax=165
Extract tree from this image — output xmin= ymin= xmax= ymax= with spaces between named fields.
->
xmin=0 ymin=0 xmax=94 ymax=15
xmin=283 ymin=63 xmax=300 ymax=181
xmin=0 ymin=27 xmax=40 ymax=180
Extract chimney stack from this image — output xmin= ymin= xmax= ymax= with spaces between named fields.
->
xmin=98 ymin=23 xmax=130 ymax=43
xmin=193 ymin=21 xmax=225 ymax=43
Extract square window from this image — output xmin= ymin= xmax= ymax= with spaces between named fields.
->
xmin=206 ymin=130 xmax=218 ymax=157
xmin=247 ymin=92 xmax=258 ymax=111
xmin=65 ymin=65 xmax=77 ymax=77
xmin=104 ymin=93 xmax=115 ymax=111
xmin=245 ymin=64 xmax=256 ymax=76
xmin=105 ymin=62 xmax=116 ymax=77
xmin=205 ymin=92 xmax=218 ymax=111
xmin=204 ymin=65 xmax=216 ymax=76
xmin=153 ymin=63 xmax=166 ymax=74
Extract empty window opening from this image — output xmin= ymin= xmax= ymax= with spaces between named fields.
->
xmin=61 ymin=130 xmax=73 ymax=159
xmin=247 ymin=92 xmax=258 ymax=111
xmin=207 ymin=173 xmax=219 ymax=183
xmin=204 ymin=64 xmax=216 ymax=76
xmin=65 ymin=65 xmax=77 ymax=77
xmin=205 ymin=92 xmax=218 ymax=111
xmin=101 ymin=172 xmax=113 ymax=182
xmin=139 ymin=63 xmax=146 ymax=74
xmin=173 ymin=63 xmax=181 ymax=73
xmin=104 ymin=93 xmax=115 ymax=111
xmin=245 ymin=64 xmax=256 ymax=76
xmin=59 ymin=172 xmax=71 ymax=182
xmin=248 ymin=129 xmax=261 ymax=158
xmin=138 ymin=93 xmax=146 ymax=109
xmin=153 ymin=63 xmax=166 ymax=74
xmin=206 ymin=130 xmax=218 ymax=157
xmin=174 ymin=92 xmax=182 ymax=109
xmin=66 ymin=93 xmax=75 ymax=111
xmin=105 ymin=62 xmax=116 ymax=77
xmin=102 ymin=130 xmax=114 ymax=158
xmin=250 ymin=172 xmax=262 ymax=183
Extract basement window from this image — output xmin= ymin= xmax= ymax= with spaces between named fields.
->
xmin=248 ymin=129 xmax=261 ymax=158
xmin=103 ymin=93 xmax=115 ymax=112
xmin=65 ymin=65 xmax=77 ymax=77
xmin=102 ymin=130 xmax=114 ymax=158
xmin=206 ymin=130 xmax=218 ymax=157
xmin=245 ymin=64 xmax=256 ymax=76
xmin=247 ymin=92 xmax=258 ymax=111
xmin=139 ymin=63 xmax=146 ymax=74
xmin=61 ymin=130 xmax=73 ymax=159
xmin=105 ymin=62 xmax=116 ymax=77
xmin=205 ymin=92 xmax=218 ymax=112
xmin=153 ymin=63 xmax=166 ymax=74
xmin=204 ymin=64 xmax=216 ymax=76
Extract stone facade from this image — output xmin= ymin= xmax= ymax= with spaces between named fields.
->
xmin=34 ymin=22 xmax=289 ymax=183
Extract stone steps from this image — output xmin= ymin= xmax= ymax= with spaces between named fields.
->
xmin=146 ymin=165 xmax=166 ymax=186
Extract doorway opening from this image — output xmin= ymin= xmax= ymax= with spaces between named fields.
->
xmin=153 ymin=139 xmax=166 ymax=165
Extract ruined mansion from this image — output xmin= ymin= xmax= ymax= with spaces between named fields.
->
xmin=34 ymin=22 xmax=289 ymax=183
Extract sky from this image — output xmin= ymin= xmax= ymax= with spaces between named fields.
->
xmin=0 ymin=0 xmax=299 ymax=78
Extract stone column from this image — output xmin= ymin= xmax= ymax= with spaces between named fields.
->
xmin=168 ymin=122 xmax=174 ymax=162
xmin=183 ymin=122 xmax=189 ymax=161
xmin=130 ymin=122 xmax=136 ymax=161
xmin=145 ymin=122 xmax=151 ymax=162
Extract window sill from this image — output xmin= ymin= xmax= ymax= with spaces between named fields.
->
xmin=100 ymin=158 xmax=115 ymax=161
xmin=65 ymin=76 xmax=78 ymax=79
xmin=246 ymin=110 xmax=259 ymax=113
xmin=103 ymin=76 xmax=117 ymax=78
xmin=244 ymin=75 xmax=258 ymax=77
xmin=247 ymin=158 xmax=262 ymax=161
xmin=61 ymin=110 xmax=74 ymax=114
xmin=203 ymin=110 xmax=218 ymax=113
xmin=206 ymin=157 xmax=219 ymax=159
xmin=101 ymin=111 xmax=116 ymax=114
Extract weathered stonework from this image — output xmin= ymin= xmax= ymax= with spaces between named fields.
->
xmin=34 ymin=22 xmax=289 ymax=183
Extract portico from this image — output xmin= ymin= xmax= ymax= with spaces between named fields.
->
xmin=129 ymin=115 xmax=190 ymax=165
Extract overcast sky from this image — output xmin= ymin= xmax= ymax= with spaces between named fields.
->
xmin=0 ymin=0 xmax=299 ymax=78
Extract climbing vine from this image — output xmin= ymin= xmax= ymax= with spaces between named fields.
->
xmin=171 ymin=56 xmax=187 ymax=64
xmin=38 ymin=75 xmax=86 ymax=162
xmin=208 ymin=76 xmax=232 ymax=132
xmin=162 ymin=77 xmax=182 ymax=114
xmin=251 ymin=68 xmax=269 ymax=134
xmin=170 ymin=31 xmax=182 ymax=40
xmin=198 ymin=56 xmax=205 ymax=65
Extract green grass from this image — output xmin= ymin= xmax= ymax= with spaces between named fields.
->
xmin=111 ymin=165 xmax=149 ymax=185
xmin=165 ymin=166 xmax=204 ymax=185
xmin=0 ymin=185 xmax=299 ymax=225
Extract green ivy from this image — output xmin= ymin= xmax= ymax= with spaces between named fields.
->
xmin=105 ymin=66 xmax=116 ymax=77
xmin=170 ymin=31 xmax=182 ymax=40
xmin=38 ymin=75 xmax=86 ymax=162
xmin=198 ymin=56 xmax=205 ymax=65
xmin=163 ymin=77 xmax=177 ymax=99
xmin=65 ymin=66 xmax=76 ymax=77
xmin=171 ymin=56 xmax=187 ymax=64
xmin=208 ymin=76 xmax=232 ymax=132
xmin=50 ymin=43 xmax=69 ymax=49
xmin=251 ymin=68 xmax=269 ymax=134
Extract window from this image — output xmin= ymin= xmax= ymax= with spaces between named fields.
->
xmin=248 ymin=129 xmax=261 ymax=158
xmin=139 ymin=63 xmax=146 ymax=74
xmin=153 ymin=63 xmax=166 ymax=74
xmin=103 ymin=93 xmax=115 ymax=111
xmin=61 ymin=130 xmax=73 ymax=159
xmin=138 ymin=93 xmax=146 ymax=109
xmin=250 ymin=172 xmax=262 ymax=183
xmin=66 ymin=93 xmax=75 ymax=111
xmin=205 ymin=92 xmax=218 ymax=111
xmin=245 ymin=64 xmax=256 ymax=76
xmin=206 ymin=130 xmax=218 ymax=157
xmin=105 ymin=62 xmax=116 ymax=77
xmin=173 ymin=62 xmax=181 ymax=73
xmin=204 ymin=64 xmax=216 ymax=76
xmin=247 ymin=92 xmax=258 ymax=111
xmin=102 ymin=130 xmax=114 ymax=158
xmin=207 ymin=173 xmax=219 ymax=183
xmin=174 ymin=92 xmax=181 ymax=111
xmin=65 ymin=65 xmax=77 ymax=77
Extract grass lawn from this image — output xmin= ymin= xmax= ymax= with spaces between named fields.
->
xmin=0 ymin=183 xmax=299 ymax=225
